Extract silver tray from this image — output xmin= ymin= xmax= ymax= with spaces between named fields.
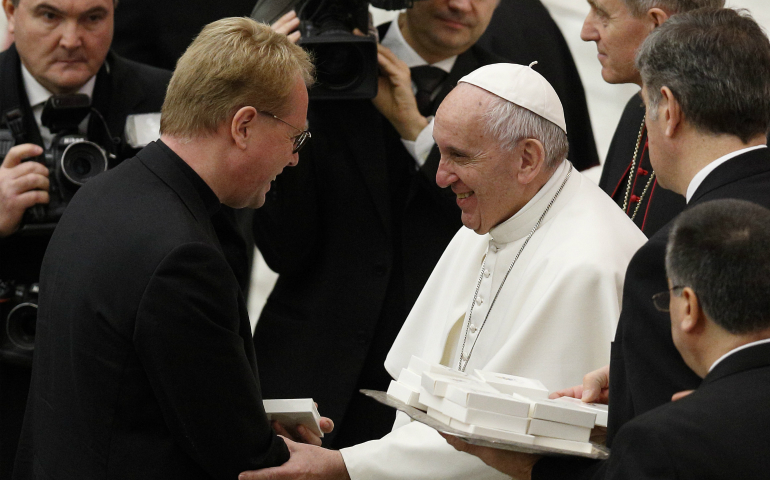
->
xmin=361 ymin=389 xmax=610 ymax=460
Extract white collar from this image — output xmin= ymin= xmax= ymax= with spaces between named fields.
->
xmin=380 ymin=16 xmax=456 ymax=73
xmin=708 ymin=337 xmax=770 ymax=373
xmin=21 ymin=63 xmax=97 ymax=108
xmin=489 ymin=160 xmax=573 ymax=244
xmin=685 ymin=145 xmax=768 ymax=203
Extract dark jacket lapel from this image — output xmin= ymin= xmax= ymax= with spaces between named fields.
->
xmin=690 ymin=148 xmax=770 ymax=204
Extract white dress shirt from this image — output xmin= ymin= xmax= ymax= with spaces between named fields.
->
xmin=21 ymin=64 xmax=96 ymax=148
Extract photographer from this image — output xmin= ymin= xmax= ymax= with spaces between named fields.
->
xmin=0 ymin=0 xmax=205 ymax=476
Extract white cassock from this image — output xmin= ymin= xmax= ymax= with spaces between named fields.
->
xmin=340 ymin=161 xmax=648 ymax=479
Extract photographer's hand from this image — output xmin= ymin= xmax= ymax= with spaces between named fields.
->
xmin=0 ymin=144 xmax=49 ymax=237
xmin=271 ymin=10 xmax=301 ymax=44
xmin=372 ymin=43 xmax=428 ymax=141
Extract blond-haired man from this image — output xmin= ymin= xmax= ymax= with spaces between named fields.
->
xmin=13 ymin=18 xmax=320 ymax=480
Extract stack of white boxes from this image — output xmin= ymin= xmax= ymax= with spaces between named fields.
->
xmin=386 ymin=356 xmax=608 ymax=454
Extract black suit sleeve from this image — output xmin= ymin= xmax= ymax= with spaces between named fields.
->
xmin=134 ymin=242 xmax=289 ymax=477
xmin=602 ymin=421 xmax=677 ymax=480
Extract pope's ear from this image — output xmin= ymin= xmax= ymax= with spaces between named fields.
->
xmin=517 ymin=138 xmax=546 ymax=184
xmin=230 ymin=106 xmax=258 ymax=150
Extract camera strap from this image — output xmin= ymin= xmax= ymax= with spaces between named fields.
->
xmin=0 ymin=44 xmax=45 ymax=148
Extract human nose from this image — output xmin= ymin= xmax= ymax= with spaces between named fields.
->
xmin=447 ymin=0 xmax=473 ymax=13
xmin=59 ymin=21 xmax=83 ymax=50
xmin=581 ymin=12 xmax=599 ymax=43
xmin=435 ymin=157 xmax=458 ymax=188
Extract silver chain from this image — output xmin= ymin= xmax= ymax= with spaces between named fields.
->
xmin=458 ymin=164 xmax=573 ymax=372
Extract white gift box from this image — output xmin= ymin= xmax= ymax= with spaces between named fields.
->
xmin=439 ymin=400 xmax=530 ymax=434
xmin=527 ymin=418 xmax=592 ymax=442
xmin=421 ymin=372 xmax=490 ymax=397
xmin=530 ymin=399 xmax=597 ymax=428
xmin=397 ymin=368 xmax=423 ymax=390
xmin=263 ymin=398 xmax=323 ymax=437
xmin=533 ymin=435 xmax=593 ymax=454
xmin=474 ymin=370 xmax=549 ymax=399
xmin=449 ymin=419 xmax=536 ymax=444
xmin=387 ymin=380 xmax=426 ymax=410
xmin=553 ymin=396 xmax=609 ymax=427
xmin=444 ymin=384 xmax=530 ymax=418
xmin=427 ymin=407 xmax=452 ymax=425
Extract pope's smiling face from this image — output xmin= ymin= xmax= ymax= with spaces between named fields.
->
xmin=5 ymin=0 xmax=114 ymax=95
xmin=434 ymin=84 xmax=528 ymax=234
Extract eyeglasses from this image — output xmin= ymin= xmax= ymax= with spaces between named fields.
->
xmin=652 ymin=285 xmax=686 ymax=312
xmin=258 ymin=110 xmax=311 ymax=154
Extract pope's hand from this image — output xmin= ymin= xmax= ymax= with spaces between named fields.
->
xmin=441 ymin=432 xmax=541 ymax=480
xmin=271 ymin=10 xmax=301 ymax=44
xmin=0 ymin=143 xmax=48 ymax=237
xmin=238 ymin=437 xmax=350 ymax=480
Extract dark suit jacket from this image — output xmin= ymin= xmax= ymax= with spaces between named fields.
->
xmin=252 ymin=29 xmax=505 ymax=447
xmin=532 ymin=147 xmax=770 ymax=480
xmin=604 ymin=342 xmax=770 ymax=480
xmin=477 ymin=0 xmax=599 ymax=172
xmin=598 ymin=92 xmax=686 ymax=237
xmin=13 ymin=141 xmax=288 ymax=480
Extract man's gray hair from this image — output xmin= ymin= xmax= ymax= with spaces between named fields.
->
xmin=666 ymin=199 xmax=770 ymax=335
xmin=622 ymin=0 xmax=723 ymax=17
xmin=637 ymin=8 xmax=770 ymax=143
xmin=483 ymin=95 xmax=569 ymax=169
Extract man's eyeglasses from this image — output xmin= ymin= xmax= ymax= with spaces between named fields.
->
xmin=652 ymin=285 xmax=686 ymax=312
xmin=258 ymin=110 xmax=311 ymax=154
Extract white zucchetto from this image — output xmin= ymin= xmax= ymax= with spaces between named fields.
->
xmin=458 ymin=62 xmax=567 ymax=134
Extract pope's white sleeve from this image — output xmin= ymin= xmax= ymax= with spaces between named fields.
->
xmin=340 ymin=420 xmax=510 ymax=480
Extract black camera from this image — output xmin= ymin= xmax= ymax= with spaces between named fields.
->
xmin=253 ymin=0 xmax=419 ymax=100
xmin=0 ymin=94 xmax=113 ymax=233
xmin=0 ymin=280 xmax=38 ymax=366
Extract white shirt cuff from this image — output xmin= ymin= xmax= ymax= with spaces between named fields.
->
xmin=401 ymin=117 xmax=435 ymax=168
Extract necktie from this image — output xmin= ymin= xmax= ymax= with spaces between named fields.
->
xmin=410 ymin=65 xmax=448 ymax=117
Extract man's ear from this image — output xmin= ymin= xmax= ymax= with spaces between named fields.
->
xmin=659 ymin=86 xmax=683 ymax=139
xmin=679 ymin=287 xmax=706 ymax=335
xmin=516 ymin=138 xmax=546 ymax=185
xmin=647 ymin=8 xmax=670 ymax=29
xmin=230 ymin=106 xmax=258 ymax=150
xmin=3 ymin=0 xmax=16 ymax=33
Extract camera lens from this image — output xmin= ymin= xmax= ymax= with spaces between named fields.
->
xmin=313 ymin=43 xmax=365 ymax=91
xmin=60 ymin=140 xmax=108 ymax=186
xmin=6 ymin=302 xmax=37 ymax=351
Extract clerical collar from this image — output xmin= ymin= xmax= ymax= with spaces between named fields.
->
xmin=489 ymin=160 xmax=573 ymax=244
xmin=21 ymin=63 xmax=96 ymax=108
xmin=708 ymin=337 xmax=770 ymax=373
xmin=380 ymin=17 xmax=456 ymax=73
xmin=156 ymin=139 xmax=221 ymax=217
xmin=686 ymin=145 xmax=768 ymax=203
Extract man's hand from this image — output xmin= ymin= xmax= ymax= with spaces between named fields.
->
xmin=0 ymin=143 xmax=48 ymax=237
xmin=672 ymin=390 xmax=694 ymax=401
xmin=441 ymin=433 xmax=540 ymax=480
xmin=372 ymin=43 xmax=428 ymax=141
xmin=238 ymin=437 xmax=350 ymax=480
xmin=549 ymin=364 xmax=610 ymax=404
xmin=271 ymin=10 xmax=301 ymax=44
xmin=272 ymin=414 xmax=334 ymax=447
